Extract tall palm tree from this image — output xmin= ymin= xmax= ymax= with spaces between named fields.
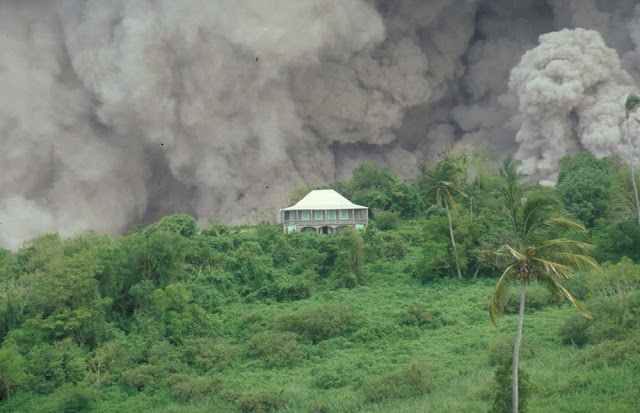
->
xmin=482 ymin=160 xmax=601 ymax=413
xmin=624 ymin=93 xmax=640 ymax=226
xmin=421 ymin=159 xmax=467 ymax=279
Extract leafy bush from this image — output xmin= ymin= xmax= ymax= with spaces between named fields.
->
xmin=181 ymin=337 xmax=235 ymax=371
xmin=331 ymin=229 xmax=365 ymax=288
xmin=575 ymin=338 xmax=640 ymax=370
xmin=504 ymin=284 xmax=561 ymax=313
xmin=556 ymin=152 xmax=614 ymax=227
xmin=307 ymin=397 xmax=331 ymax=413
xmin=363 ymin=228 xmax=407 ymax=261
xmin=373 ymin=210 xmax=400 ymax=231
xmin=363 ymin=363 xmax=433 ymax=402
xmin=37 ymin=383 xmax=98 ymax=413
xmin=486 ymin=336 xmax=532 ymax=367
xmin=245 ymin=331 xmax=305 ymax=366
xmin=0 ymin=345 xmax=27 ymax=401
xmin=399 ymin=302 xmax=436 ymax=327
xmin=412 ymin=215 xmax=452 ymax=281
xmin=399 ymin=302 xmax=453 ymax=328
xmin=591 ymin=219 xmax=640 ymax=263
xmin=560 ymin=259 xmax=640 ymax=346
xmin=490 ymin=355 xmax=530 ymax=413
xmin=168 ymin=374 xmax=224 ymax=401
xmin=277 ymin=304 xmax=359 ymax=344
xmin=143 ymin=213 xmax=198 ymax=238
xmin=559 ymin=313 xmax=592 ymax=346
xmin=119 ymin=364 xmax=164 ymax=391
xmin=237 ymin=391 xmax=285 ymax=413
xmin=313 ymin=365 xmax=359 ymax=389
xmin=273 ymin=270 xmax=315 ymax=302
xmin=26 ymin=338 xmax=87 ymax=393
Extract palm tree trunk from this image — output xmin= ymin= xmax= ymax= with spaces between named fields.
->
xmin=512 ymin=282 xmax=526 ymax=413
xmin=444 ymin=198 xmax=463 ymax=279
xmin=626 ymin=117 xmax=640 ymax=226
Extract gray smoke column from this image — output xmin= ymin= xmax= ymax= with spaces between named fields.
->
xmin=508 ymin=28 xmax=636 ymax=182
xmin=1 ymin=0 xmax=640 ymax=249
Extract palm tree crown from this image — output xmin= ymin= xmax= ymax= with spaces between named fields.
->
xmin=486 ymin=194 xmax=600 ymax=324
xmin=483 ymin=157 xmax=601 ymax=413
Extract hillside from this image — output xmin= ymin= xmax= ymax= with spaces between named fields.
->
xmin=1 ymin=153 xmax=640 ymax=412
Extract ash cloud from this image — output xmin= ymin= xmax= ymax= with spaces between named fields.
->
xmin=1 ymin=0 xmax=639 ymax=248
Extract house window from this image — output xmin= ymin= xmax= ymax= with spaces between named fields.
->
xmin=284 ymin=211 xmax=291 ymax=221
xmin=314 ymin=211 xmax=323 ymax=220
xmin=327 ymin=210 xmax=336 ymax=220
xmin=301 ymin=211 xmax=310 ymax=220
xmin=340 ymin=210 xmax=349 ymax=220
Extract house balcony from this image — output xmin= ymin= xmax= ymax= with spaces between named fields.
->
xmin=281 ymin=217 xmax=368 ymax=227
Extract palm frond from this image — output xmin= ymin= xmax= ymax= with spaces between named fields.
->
xmin=489 ymin=264 xmax=516 ymax=326
xmin=547 ymin=218 xmax=587 ymax=235
xmin=478 ymin=244 xmax=525 ymax=269
xmin=499 ymin=244 xmax=527 ymax=261
xmin=536 ymin=238 xmax=594 ymax=255
xmin=530 ymin=257 xmax=572 ymax=279
xmin=476 ymin=248 xmax=507 ymax=267
xmin=544 ymin=252 xmax=602 ymax=274
xmin=542 ymin=275 xmax=593 ymax=319
xmin=519 ymin=196 xmax=563 ymax=243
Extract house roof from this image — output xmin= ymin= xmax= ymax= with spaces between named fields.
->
xmin=281 ymin=189 xmax=368 ymax=211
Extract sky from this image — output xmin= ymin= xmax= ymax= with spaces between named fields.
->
xmin=1 ymin=0 xmax=640 ymax=248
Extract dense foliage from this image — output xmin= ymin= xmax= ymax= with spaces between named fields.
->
xmin=1 ymin=150 xmax=639 ymax=412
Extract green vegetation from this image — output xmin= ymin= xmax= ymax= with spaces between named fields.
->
xmin=1 ymin=151 xmax=639 ymax=412
xmin=624 ymin=93 xmax=640 ymax=225
xmin=482 ymin=157 xmax=601 ymax=412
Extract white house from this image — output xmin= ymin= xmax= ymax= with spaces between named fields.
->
xmin=279 ymin=189 xmax=368 ymax=234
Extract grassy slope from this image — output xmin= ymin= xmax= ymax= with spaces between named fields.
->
xmin=91 ymin=276 xmax=637 ymax=412
xmin=3 ymin=221 xmax=638 ymax=412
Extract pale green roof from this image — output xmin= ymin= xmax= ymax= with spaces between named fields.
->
xmin=281 ymin=189 xmax=367 ymax=211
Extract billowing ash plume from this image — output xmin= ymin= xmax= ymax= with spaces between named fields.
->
xmin=508 ymin=28 xmax=636 ymax=182
xmin=1 ymin=0 xmax=639 ymax=248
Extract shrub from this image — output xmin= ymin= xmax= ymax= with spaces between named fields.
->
xmin=486 ymin=336 xmax=532 ymax=367
xmin=313 ymin=364 xmax=359 ymax=389
xmin=119 ymin=364 xmax=164 ymax=391
xmin=576 ymin=339 xmax=640 ymax=370
xmin=559 ymin=313 xmax=592 ymax=346
xmin=307 ymin=397 xmax=331 ymax=413
xmin=0 ymin=346 xmax=27 ymax=401
xmin=277 ymin=304 xmax=359 ymax=344
xmin=490 ymin=356 xmax=530 ymax=413
xmin=400 ymin=302 xmax=436 ymax=327
xmin=363 ymin=363 xmax=433 ymax=402
xmin=245 ymin=331 xmax=305 ymax=367
xmin=237 ymin=391 xmax=285 ymax=413
xmin=181 ymin=338 xmax=235 ymax=371
xmin=373 ymin=210 xmax=400 ymax=231
xmin=399 ymin=303 xmax=453 ymax=328
xmin=273 ymin=270 xmax=315 ymax=302
xmin=26 ymin=338 xmax=87 ymax=393
xmin=363 ymin=229 xmax=407 ymax=261
xmin=504 ymin=284 xmax=560 ymax=313
xmin=37 ymin=383 xmax=98 ymax=413
xmin=168 ymin=374 xmax=224 ymax=401
xmin=332 ymin=229 xmax=365 ymax=288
